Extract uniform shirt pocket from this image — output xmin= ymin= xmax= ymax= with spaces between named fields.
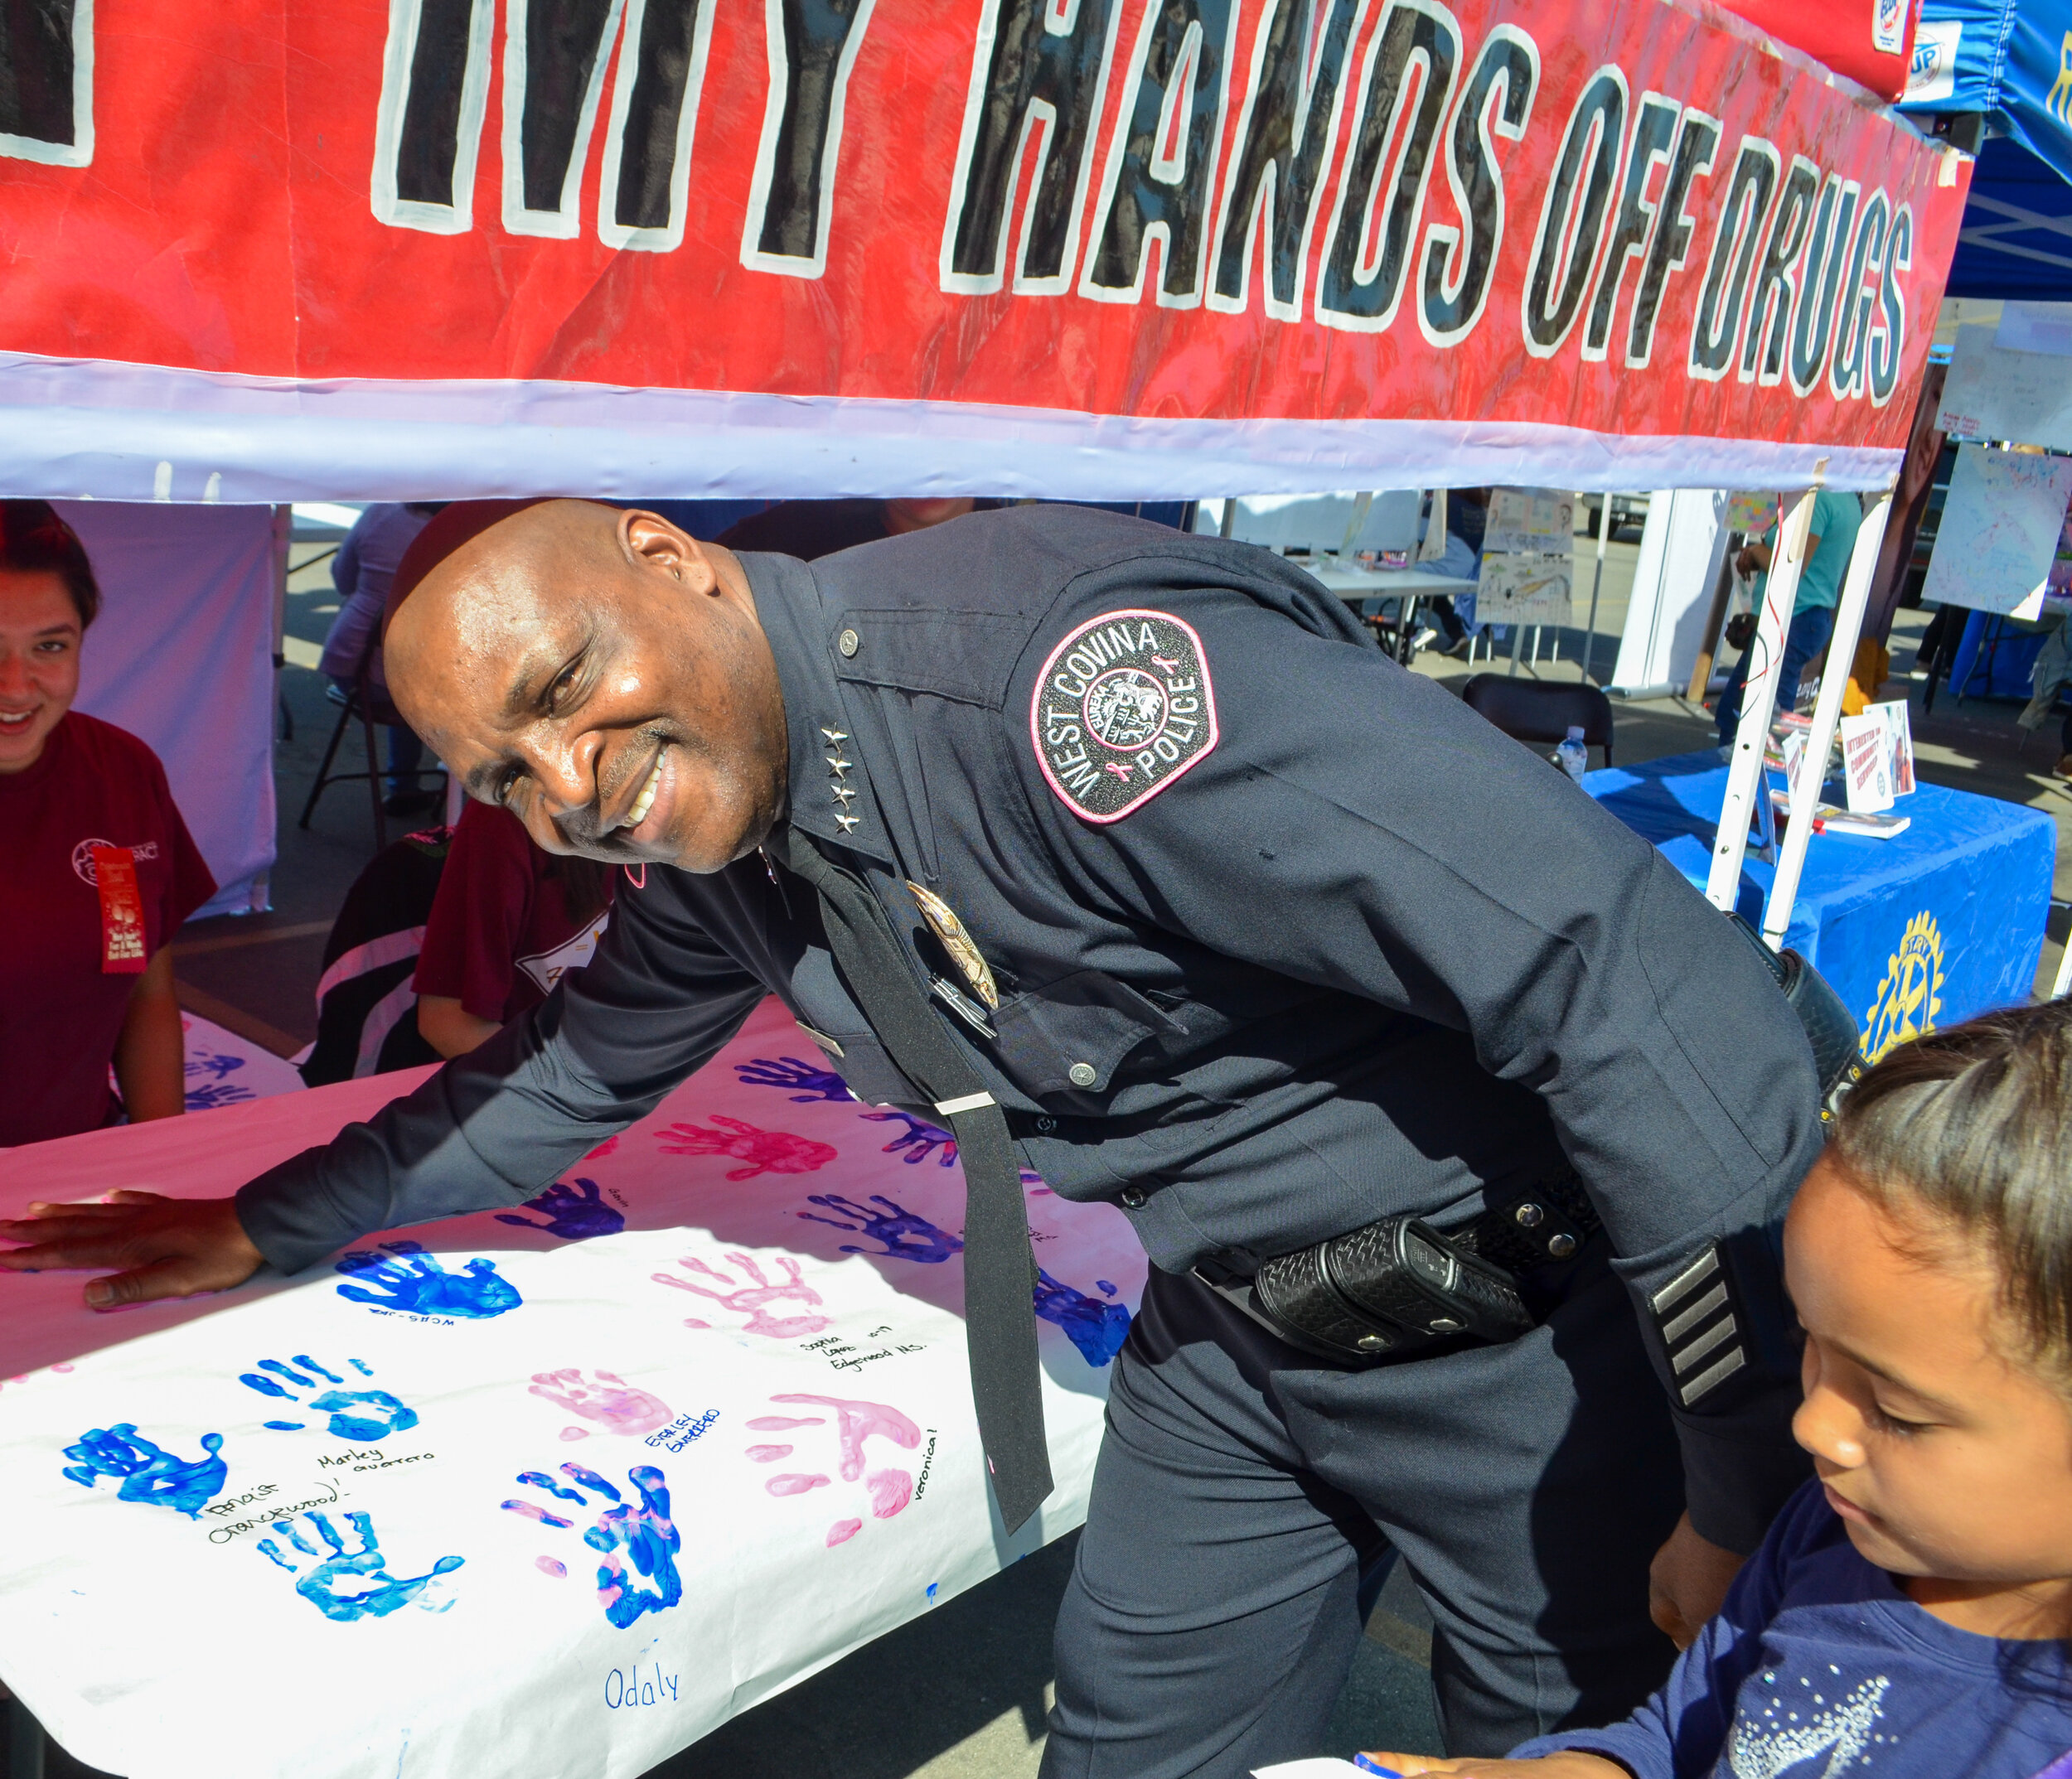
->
xmin=990 ymin=969 xmax=1178 ymax=1101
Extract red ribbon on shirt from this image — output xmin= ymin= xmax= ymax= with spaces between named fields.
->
xmin=92 ymin=844 xmax=148 ymax=974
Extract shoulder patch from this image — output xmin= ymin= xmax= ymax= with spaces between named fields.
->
xmin=1029 ymin=609 xmax=1218 ymax=823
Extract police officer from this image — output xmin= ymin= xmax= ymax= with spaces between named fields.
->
xmin=0 ymin=500 xmax=1820 ymax=1774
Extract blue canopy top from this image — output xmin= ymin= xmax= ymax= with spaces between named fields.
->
xmin=1903 ymin=2 xmax=2072 ymax=297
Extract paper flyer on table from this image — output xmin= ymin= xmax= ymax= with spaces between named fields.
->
xmin=1839 ymin=713 xmax=1896 ymax=814
xmin=0 ymin=998 xmax=1145 ymax=1779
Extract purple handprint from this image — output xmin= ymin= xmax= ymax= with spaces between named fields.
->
xmin=861 ymin=1109 xmax=958 ymax=1167
xmin=1034 ymin=1269 xmax=1131 ymax=1367
xmin=494 ymin=1178 xmax=625 ymax=1243
xmin=185 ymin=1081 xmax=257 ymax=1111
xmin=733 ymin=1055 xmax=856 ymax=1103
xmin=183 ymin=1050 xmax=246 ymax=1084
xmin=798 ymin=1194 xmax=964 ymax=1264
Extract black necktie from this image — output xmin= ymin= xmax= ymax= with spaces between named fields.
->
xmin=765 ymin=824 xmax=1053 ymax=1532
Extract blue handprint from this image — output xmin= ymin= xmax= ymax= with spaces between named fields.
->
xmin=861 ymin=1109 xmax=958 ymax=1167
xmin=492 ymin=1177 xmax=625 ymax=1242
xmin=734 ymin=1054 xmax=856 ymax=1103
xmin=183 ymin=1049 xmax=246 ymax=1083
xmin=798 ymin=1193 xmax=965 ymax=1264
xmin=501 ymin=1462 xmax=682 ymax=1628
xmin=185 ymin=1081 xmax=256 ymax=1111
xmin=335 ymin=1240 xmax=523 ymax=1318
xmin=257 ymin=1511 xmax=462 ymax=1622
xmin=1034 ymin=1269 xmax=1132 ymax=1367
xmin=61 ymin=1424 xmax=227 ymax=1516
xmin=238 ymin=1355 xmax=419 ymax=1440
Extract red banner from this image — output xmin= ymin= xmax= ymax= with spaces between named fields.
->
xmin=0 ymin=0 xmax=1971 ymax=500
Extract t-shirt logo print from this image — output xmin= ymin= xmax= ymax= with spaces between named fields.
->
xmin=1032 ymin=610 xmax=1218 ymax=823
xmin=70 ymin=839 xmax=159 ymax=884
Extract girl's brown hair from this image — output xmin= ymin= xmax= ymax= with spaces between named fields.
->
xmin=1831 ymin=1000 xmax=2072 ymax=1378
xmin=0 ymin=500 xmax=100 ymax=626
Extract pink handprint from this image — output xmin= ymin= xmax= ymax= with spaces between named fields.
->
xmin=529 ymin=1369 xmax=674 ymax=1438
xmin=654 ymin=1115 xmax=836 ymax=1180
xmin=748 ymin=1393 xmax=922 ymax=1545
xmin=652 ymin=1254 xmax=833 ymax=1338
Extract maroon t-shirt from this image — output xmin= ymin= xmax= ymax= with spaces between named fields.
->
xmin=0 ymin=713 xmax=216 ymax=1146
xmin=412 ymin=800 xmax=613 ymax=1024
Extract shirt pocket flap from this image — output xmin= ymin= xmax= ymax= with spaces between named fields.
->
xmin=990 ymin=969 xmax=1178 ymax=1100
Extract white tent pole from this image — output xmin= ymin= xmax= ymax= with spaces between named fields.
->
xmin=1761 ymin=484 xmax=1897 ymax=950
xmin=1580 ymin=492 xmax=1609 ymax=683
xmin=1704 ymin=470 xmax=1826 ymax=912
xmin=2051 ymin=918 xmax=2072 ymax=999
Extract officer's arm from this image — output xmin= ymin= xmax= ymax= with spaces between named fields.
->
xmin=231 ymin=877 xmax=765 ymax=1275
xmin=1019 ymin=588 xmax=1822 ymax=1554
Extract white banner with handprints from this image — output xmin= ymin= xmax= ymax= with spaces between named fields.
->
xmin=0 ymin=997 xmax=1144 ymax=1779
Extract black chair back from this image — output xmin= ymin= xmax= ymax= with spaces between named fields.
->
xmin=300 ymin=826 xmax=453 ymax=1086
xmin=1460 ymin=674 xmax=1615 ymax=765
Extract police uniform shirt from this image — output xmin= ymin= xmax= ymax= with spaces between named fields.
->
xmin=238 ymin=505 xmax=1823 ymax=1554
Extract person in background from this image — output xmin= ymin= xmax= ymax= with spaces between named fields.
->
xmin=0 ymin=500 xmax=215 ymax=1146
xmin=1414 ymin=488 xmax=1488 ymax=657
xmin=714 ymin=496 xmax=981 ymax=558
xmin=1366 ymin=1001 xmax=2072 ymax=1777
xmin=412 ymin=798 xmax=615 ymax=1058
xmin=318 ymin=502 xmax=443 ymax=815
xmin=1714 ymin=490 xmax=1862 ymax=745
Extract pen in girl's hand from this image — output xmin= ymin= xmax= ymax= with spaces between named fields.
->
xmin=1353 ymin=1757 xmax=1404 ymax=1777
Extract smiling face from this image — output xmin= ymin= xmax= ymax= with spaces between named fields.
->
xmin=1787 ymin=1155 xmax=2072 ymax=1634
xmin=0 ymin=568 xmax=84 ymax=773
xmin=384 ymin=501 xmax=789 ymax=873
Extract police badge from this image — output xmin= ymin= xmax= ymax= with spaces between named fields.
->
xmin=1030 ymin=609 xmax=1219 ymax=822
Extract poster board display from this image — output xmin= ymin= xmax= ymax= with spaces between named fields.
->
xmin=1476 ymin=551 xmax=1575 ymax=625
xmin=1937 ymin=312 xmax=2072 ymax=453
xmin=1920 ymin=445 xmax=2072 ymax=616
xmin=0 ymin=0 xmax=1971 ymax=503
xmin=1481 ymin=490 xmax=1575 ymax=556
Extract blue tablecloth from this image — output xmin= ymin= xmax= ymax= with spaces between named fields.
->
xmin=1585 ymin=750 xmax=2056 ymax=1059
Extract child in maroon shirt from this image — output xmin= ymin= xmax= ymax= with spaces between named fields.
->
xmin=411 ymin=799 xmax=613 ymax=1056
xmin=0 ymin=502 xmax=215 ymax=1147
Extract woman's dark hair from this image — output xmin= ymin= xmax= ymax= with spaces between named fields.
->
xmin=0 ymin=500 xmax=100 ymax=627
xmin=1831 ymin=1000 xmax=2072 ymax=1384
xmin=545 ymin=853 xmax=612 ymax=926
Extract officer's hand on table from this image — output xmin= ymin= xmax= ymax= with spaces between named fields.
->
xmin=1647 ymin=1511 xmax=1745 ymax=1649
xmin=1358 ymin=1752 xmax=1629 ymax=1776
xmin=0 ymin=1192 xmax=264 ymax=1309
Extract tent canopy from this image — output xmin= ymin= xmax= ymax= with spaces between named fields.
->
xmin=0 ymin=0 xmax=1968 ymax=501
xmin=1944 ymin=137 xmax=2072 ymax=300
xmin=1906 ymin=0 xmax=2072 ymax=183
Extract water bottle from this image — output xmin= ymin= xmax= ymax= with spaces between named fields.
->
xmin=1556 ymin=724 xmax=1589 ymax=785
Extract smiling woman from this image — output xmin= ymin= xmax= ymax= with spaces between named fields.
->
xmin=0 ymin=501 xmax=216 ymax=1147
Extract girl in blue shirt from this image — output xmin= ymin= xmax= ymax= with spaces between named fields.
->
xmin=1368 ymin=1000 xmax=2072 ymax=1779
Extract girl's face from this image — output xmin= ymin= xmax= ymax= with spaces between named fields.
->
xmin=1787 ymin=1156 xmax=2072 ymax=1635
xmin=0 ymin=568 xmax=81 ymax=774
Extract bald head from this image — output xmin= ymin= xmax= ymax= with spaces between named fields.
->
xmin=385 ymin=500 xmax=789 ymax=873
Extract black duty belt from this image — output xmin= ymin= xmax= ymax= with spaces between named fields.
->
xmin=1193 ymin=1175 xmax=1603 ymax=1366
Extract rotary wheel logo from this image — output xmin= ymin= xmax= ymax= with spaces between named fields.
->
xmin=1859 ymin=911 xmax=1945 ymax=1064
xmin=71 ymin=838 xmax=119 ymax=884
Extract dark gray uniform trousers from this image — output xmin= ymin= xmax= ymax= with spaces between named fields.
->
xmin=1039 ymin=1254 xmax=1686 ymax=1777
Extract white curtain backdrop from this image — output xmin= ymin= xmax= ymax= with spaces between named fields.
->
xmin=62 ymin=500 xmax=278 ymax=920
